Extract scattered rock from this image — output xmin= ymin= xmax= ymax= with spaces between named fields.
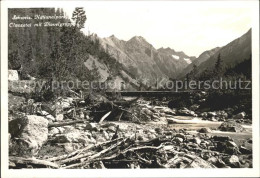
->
xmin=197 ymin=127 xmax=211 ymax=133
xmin=225 ymin=141 xmax=240 ymax=154
xmin=102 ymin=130 xmax=110 ymax=140
xmin=226 ymin=155 xmax=240 ymax=168
xmin=207 ymin=112 xmax=217 ymax=117
xmin=85 ymin=122 xmax=98 ymax=131
xmin=45 ymin=114 xmax=56 ymax=122
xmin=190 ymin=137 xmax=201 ymax=145
xmin=155 ymin=127 xmax=162 ymax=134
xmin=182 ymin=154 xmax=216 ymax=168
xmin=8 ymin=70 xmax=19 ymax=81
xmin=55 ymin=114 xmax=64 ymax=121
xmin=233 ymin=112 xmax=246 ymax=120
xmin=53 ymin=130 xmax=88 ymax=144
xmin=218 ymin=121 xmax=245 ymax=132
xmin=9 ymin=115 xmax=48 ymax=156
xmin=213 ymin=135 xmax=231 ymax=142
xmin=137 ymin=135 xmax=144 ymax=141
xmin=63 ymin=143 xmax=75 ymax=153
xmin=207 ymin=157 xmax=218 ymax=165
xmin=57 ymin=97 xmax=74 ymax=109
xmin=106 ymin=125 xmax=117 ymax=132
xmin=141 ymin=108 xmax=153 ymax=116
xmin=175 ymin=133 xmax=186 ymax=139
xmin=49 ymin=127 xmax=59 ymax=136
xmin=239 ymin=146 xmax=252 ymax=154
xmin=247 ymin=139 xmax=252 ymax=144
xmin=173 ymin=137 xmax=183 ymax=143
xmin=215 ymin=158 xmax=227 ymax=168
xmin=190 ymin=104 xmax=200 ymax=111
xmin=177 ymin=108 xmax=197 ymax=117
xmin=161 ymin=107 xmax=176 ymax=115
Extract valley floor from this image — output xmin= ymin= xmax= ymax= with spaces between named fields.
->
xmin=8 ymin=94 xmax=252 ymax=169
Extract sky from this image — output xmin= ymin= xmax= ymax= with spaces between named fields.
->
xmin=63 ymin=1 xmax=253 ymax=57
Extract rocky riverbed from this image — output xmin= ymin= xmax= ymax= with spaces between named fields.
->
xmin=8 ymin=92 xmax=252 ymax=169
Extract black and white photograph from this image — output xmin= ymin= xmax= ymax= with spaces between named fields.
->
xmin=1 ymin=0 xmax=260 ymax=177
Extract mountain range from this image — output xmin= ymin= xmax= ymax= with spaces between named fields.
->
xmin=85 ymin=28 xmax=251 ymax=89
xmin=96 ymin=34 xmax=196 ymax=85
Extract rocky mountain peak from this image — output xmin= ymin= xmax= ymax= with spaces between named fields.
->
xmin=128 ymin=36 xmax=150 ymax=45
xmin=158 ymin=47 xmax=176 ymax=54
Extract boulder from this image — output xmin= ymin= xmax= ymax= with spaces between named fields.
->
xmin=233 ymin=112 xmax=246 ymax=120
xmin=200 ymin=112 xmax=208 ymax=118
xmin=167 ymin=154 xmax=216 ymax=168
xmin=141 ymin=108 xmax=153 ymax=116
xmin=198 ymin=99 xmax=206 ymax=103
xmin=215 ymin=158 xmax=227 ymax=168
xmin=102 ymin=130 xmax=110 ymax=140
xmin=213 ymin=135 xmax=231 ymax=142
xmin=8 ymin=70 xmax=19 ymax=81
xmin=45 ymin=114 xmax=56 ymax=122
xmin=106 ymin=125 xmax=117 ymax=132
xmin=216 ymin=111 xmax=228 ymax=119
xmin=53 ymin=130 xmax=88 ymax=144
xmin=190 ymin=104 xmax=200 ymax=111
xmin=239 ymin=146 xmax=252 ymax=154
xmin=49 ymin=127 xmax=60 ymax=136
xmin=197 ymin=127 xmax=212 ymax=133
xmin=85 ymin=122 xmax=98 ymax=131
xmin=173 ymin=137 xmax=184 ymax=143
xmin=207 ymin=112 xmax=217 ymax=117
xmin=207 ymin=157 xmax=218 ymax=165
xmin=63 ymin=143 xmax=75 ymax=153
xmin=225 ymin=155 xmax=240 ymax=168
xmin=160 ymin=107 xmax=176 ymax=115
xmin=177 ymin=108 xmax=197 ymax=117
xmin=175 ymin=133 xmax=186 ymax=139
xmin=55 ymin=114 xmax=64 ymax=121
xmin=9 ymin=115 xmax=48 ymax=156
xmin=190 ymin=137 xmax=201 ymax=145
xmin=218 ymin=121 xmax=245 ymax=132
xmin=155 ymin=127 xmax=162 ymax=134
xmin=225 ymin=141 xmax=240 ymax=154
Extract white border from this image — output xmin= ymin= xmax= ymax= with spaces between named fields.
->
xmin=1 ymin=1 xmax=259 ymax=177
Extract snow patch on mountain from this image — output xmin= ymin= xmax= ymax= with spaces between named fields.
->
xmin=184 ymin=58 xmax=192 ymax=64
xmin=172 ymin=55 xmax=180 ymax=60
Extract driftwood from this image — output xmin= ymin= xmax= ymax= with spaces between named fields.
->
xmin=99 ymin=111 xmax=112 ymax=123
xmin=48 ymin=120 xmax=84 ymax=128
xmin=47 ymin=137 xmax=124 ymax=162
xmin=9 ymin=156 xmax=59 ymax=168
xmin=118 ymin=111 xmax=124 ymax=121
xmin=62 ymin=137 xmax=127 ymax=169
xmin=9 ymin=130 xmax=218 ymax=169
xmin=42 ymin=134 xmax=167 ymax=169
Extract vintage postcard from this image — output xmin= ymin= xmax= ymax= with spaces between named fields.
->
xmin=1 ymin=0 xmax=259 ymax=177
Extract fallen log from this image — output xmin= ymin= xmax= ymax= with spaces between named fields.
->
xmin=9 ymin=156 xmax=59 ymax=168
xmin=118 ymin=111 xmax=124 ymax=121
xmin=62 ymin=137 xmax=129 ymax=169
xmin=99 ymin=111 xmax=112 ymax=123
xmin=60 ymin=151 xmax=94 ymax=164
xmin=48 ymin=120 xmax=84 ymax=128
xmin=47 ymin=137 xmax=124 ymax=162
